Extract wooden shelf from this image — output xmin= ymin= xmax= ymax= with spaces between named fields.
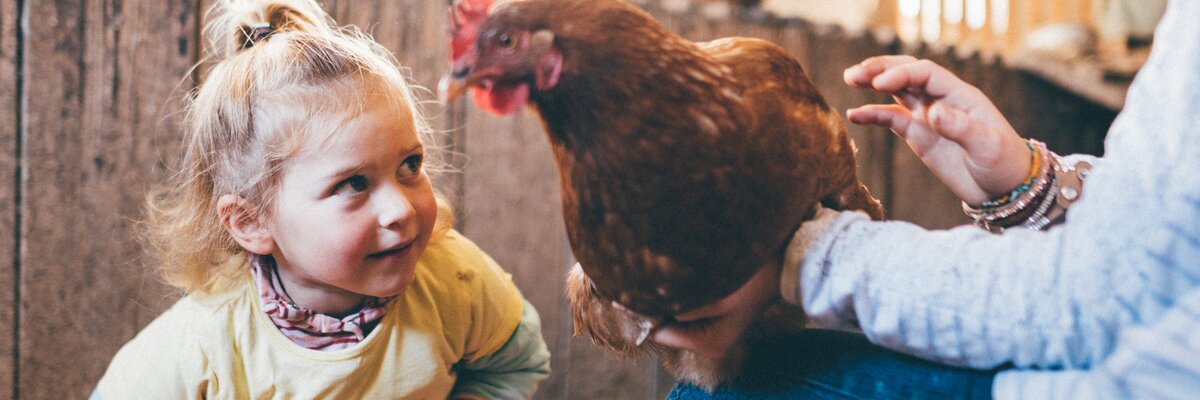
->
xmin=1003 ymin=52 xmax=1132 ymax=110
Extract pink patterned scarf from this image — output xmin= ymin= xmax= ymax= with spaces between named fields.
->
xmin=250 ymin=255 xmax=393 ymax=351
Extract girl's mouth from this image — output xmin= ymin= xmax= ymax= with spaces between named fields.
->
xmin=369 ymin=241 xmax=414 ymax=259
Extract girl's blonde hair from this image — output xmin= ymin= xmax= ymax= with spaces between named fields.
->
xmin=147 ymin=0 xmax=453 ymax=295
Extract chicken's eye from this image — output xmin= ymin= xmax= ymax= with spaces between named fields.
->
xmin=496 ymin=32 xmax=516 ymax=49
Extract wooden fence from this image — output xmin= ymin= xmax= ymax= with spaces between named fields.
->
xmin=883 ymin=0 xmax=1165 ymax=58
xmin=0 ymin=0 xmax=1117 ymax=399
xmin=885 ymin=0 xmax=1100 ymax=53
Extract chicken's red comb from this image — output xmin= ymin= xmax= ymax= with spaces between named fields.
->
xmin=449 ymin=0 xmax=493 ymax=62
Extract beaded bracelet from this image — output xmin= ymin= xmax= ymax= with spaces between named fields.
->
xmin=963 ymin=139 xmax=1052 ymax=230
xmin=978 ymin=139 xmax=1043 ymax=210
xmin=963 ymin=141 xmax=1092 ymax=233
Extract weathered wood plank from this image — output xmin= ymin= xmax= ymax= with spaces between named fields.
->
xmin=19 ymin=1 xmax=197 ymax=397
xmin=457 ymin=109 xmax=578 ymax=399
xmin=326 ymin=0 xmax=447 ymax=92
xmin=0 ymin=0 xmax=18 ymax=396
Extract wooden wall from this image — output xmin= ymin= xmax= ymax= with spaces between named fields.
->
xmin=0 ymin=1 xmax=1116 ymax=399
xmin=9 ymin=1 xmax=199 ymax=399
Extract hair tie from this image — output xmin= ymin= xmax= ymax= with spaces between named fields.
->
xmin=241 ymin=23 xmax=274 ymax=49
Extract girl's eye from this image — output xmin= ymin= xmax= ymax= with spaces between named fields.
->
xmin=332 ymin=175 xmax=369 ymax=196
xmin=399 ymin=155 xmax=424 ymax=177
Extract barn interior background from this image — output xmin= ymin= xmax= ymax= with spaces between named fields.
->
xmin=0 ymin=0 xmax=1160 ymax=398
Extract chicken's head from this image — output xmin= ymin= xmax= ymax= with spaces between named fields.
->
xmin=440 ymin=0 xmax=563 ymax=115
xmin=448 ymin=0 xmax=491 ymax=63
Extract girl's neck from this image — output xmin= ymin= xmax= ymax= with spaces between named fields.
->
xmin=270 ymin=259 xmax=368 ymax=318
xmin=251 ymin=256 xmax=391 ymax=350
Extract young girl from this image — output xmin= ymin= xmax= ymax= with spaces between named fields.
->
xmin=92 ymin=1 xmax=549 ymax=398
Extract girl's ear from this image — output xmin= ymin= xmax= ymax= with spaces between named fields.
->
xmin=217 ymin=194 xmax=276 ymax=255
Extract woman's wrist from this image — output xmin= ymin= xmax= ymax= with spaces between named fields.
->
xmin=963 ymin=139 xmax=1092 ymax=232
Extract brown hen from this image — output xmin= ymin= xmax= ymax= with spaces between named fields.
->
xmin=442 ymin=0 xmax=883 ymax=388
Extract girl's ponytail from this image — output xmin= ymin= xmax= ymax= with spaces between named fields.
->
xmin=203 ymin=0 xmax=332 ymax=60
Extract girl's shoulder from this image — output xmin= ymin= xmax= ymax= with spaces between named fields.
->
xmin=402 ymin=229 xmax=525 ymax=359
xmin=95 ymin=279 xmax=261 ymax=398
xmin=93 ymin=293 xmax=226 ymax=398
xmin=415 ymin=229 xmax=519 ymax=294
xmin=419 ymin=229 xmax=499 ymax=271
xmin=115 ymin=283 xmax=249 ymax=351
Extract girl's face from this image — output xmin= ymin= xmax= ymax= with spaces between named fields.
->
xmin=264 ymin=96 xmax=437 ymax=315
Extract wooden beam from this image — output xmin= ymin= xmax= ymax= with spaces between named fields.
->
xmin=19 ymin=0 xmax=196 ymax=397
xmin=0 ymin=0 xmax=20 ymax=397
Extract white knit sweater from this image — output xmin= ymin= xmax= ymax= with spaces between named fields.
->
xmin=783 ymin=1 xmax=1200 ymax=398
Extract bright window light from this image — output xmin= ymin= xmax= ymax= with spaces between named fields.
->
xmin=944 ymin=0 xmax=964 ymax=24
xmin=922 ymin=0 xmax=941 ymax=42
xmin=966 ymin=0 xmax=986 ymax=29
xmin=900 ymin=0 xmax=921 ymax=17
xmin=991 ymin=0 xmax=1009 ymax=34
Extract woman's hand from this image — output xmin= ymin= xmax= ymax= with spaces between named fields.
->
xmin=844 ymin=55 xmax=1031 ymax=205
xmin=650 ymin=261 xmax=781 ymax=359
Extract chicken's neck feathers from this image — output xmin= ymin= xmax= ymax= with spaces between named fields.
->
xmin=531 ymin=34 xmax=748 ymax=154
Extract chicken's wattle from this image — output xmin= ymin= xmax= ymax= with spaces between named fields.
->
xmin=473 ymin=81 xmax=530 ymax=116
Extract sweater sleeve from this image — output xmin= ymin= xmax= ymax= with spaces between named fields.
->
xmin=451 ymin=298 xmax=552 ymax=400
xmin=992 ymin=287 xmax=1200 ymax=400
xmin=428 ymin=230 xmax=551 ymax=399
xmin=785 ymin=0 xmax=1200 ymax=373
xmin=790 ymin=213 xmax=1099 ymax=369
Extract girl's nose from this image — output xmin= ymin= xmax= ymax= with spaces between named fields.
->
xmin=376 ymin=181 xmax=417 ymax=228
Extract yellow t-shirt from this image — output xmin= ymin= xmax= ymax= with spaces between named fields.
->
xmin=95 ymin=230 xmax=524 ymax=399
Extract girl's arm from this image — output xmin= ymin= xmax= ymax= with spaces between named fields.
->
xmin=451 ymin=298 xmax=551 ymax=400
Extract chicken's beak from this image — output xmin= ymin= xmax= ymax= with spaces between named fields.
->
xmin=440 ymin=49 xmax=480 ymax=103
xmin=438 ymin=70 xmax=471 ymax=104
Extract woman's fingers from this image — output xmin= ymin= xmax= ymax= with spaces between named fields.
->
xmin=850 ymin=102 xmax=980 ymax=157
xmin=927 ymin=102 xmax=974 ymax=143
xmin=843 ymin=55 xmax=920 ymax=88
xmin=848 ymin=104 xmax=914 ymax=137
xmin=871 ymin=59 xmax=965 ymax=99
xmin=847 ymin=57 xmax=985 ymax=112
xmin=849 ymin=102 xmax=950 ymax=163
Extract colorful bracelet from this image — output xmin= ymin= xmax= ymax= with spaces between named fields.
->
xmin=1034 ymin=153 xmax=1092 ymax=229
xmin=978 ymin=139 xmax=1043 ymax=210
xmin=963 ymin=139 xmax=1083 ymax=233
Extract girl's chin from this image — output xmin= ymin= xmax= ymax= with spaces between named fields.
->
xmin=371 ymin=270 xmax=416 ymax=298
xmin=376 ymin=284 xmax=410 ymax=299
